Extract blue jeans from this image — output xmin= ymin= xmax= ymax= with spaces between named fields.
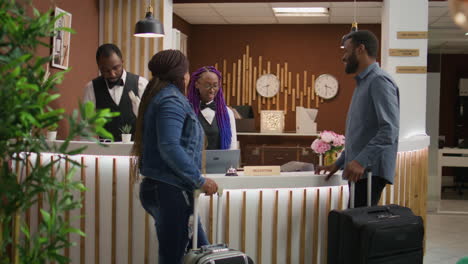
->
xmin=139 ymin=178 xmax=209 ymax=264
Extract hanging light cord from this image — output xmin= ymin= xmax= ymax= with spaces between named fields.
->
xmin=353 ymin=0 xmax=357 ymax=23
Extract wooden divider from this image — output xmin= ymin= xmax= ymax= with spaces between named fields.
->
xmin=94 ymin=157 xmax=100 ymax=264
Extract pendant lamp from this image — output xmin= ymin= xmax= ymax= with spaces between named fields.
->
xmin=449 ymin=0 xmax=468 ymax=30
xmin=340 ymin=0 xmax=359 ymax=48
xmin=134 ymin=4 xmax=164 ymax=38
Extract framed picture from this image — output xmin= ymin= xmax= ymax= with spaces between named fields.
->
xmin=51 ymin=7 xmax=72 ymax=70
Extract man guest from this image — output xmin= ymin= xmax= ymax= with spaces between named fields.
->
xmin=83 ymin=43 xmax=148 ymax=141
xmin=316 ymin=30 xmax=400 ymax=207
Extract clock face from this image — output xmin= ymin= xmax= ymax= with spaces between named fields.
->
xmin=256 ymin=74 xmax=280 ymax=98
xmin=315 ymin=74 xmax=339 ymax=99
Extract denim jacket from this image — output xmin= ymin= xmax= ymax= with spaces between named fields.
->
xmin=140 ymin=84 xmax=206 ymax=191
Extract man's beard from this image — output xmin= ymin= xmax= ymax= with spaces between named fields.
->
xmin=345 ymin=52 xmax=359 ymax=74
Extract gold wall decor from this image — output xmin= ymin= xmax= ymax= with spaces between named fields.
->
xmin=214 ymin=45 xmax=324 ymax=121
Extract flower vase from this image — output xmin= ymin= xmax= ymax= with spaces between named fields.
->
xmin=324 ymin=152 xmax=337 ymax=166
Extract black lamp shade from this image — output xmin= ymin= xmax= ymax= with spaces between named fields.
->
xmin=134 ymin=12 xmax=164 ymax=38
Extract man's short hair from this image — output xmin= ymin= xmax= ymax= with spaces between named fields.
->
xmin=343 ymin=30 xmax=379 ymax=58
xmin=96 ymin=43 xmax=123 ymax=63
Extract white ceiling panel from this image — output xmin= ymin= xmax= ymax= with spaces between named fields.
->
xmin=174 ymin=8 xmax=219 ymax=17
xmin=330 ymin=16 xmax=381 ymax=24
xmin=224 ymin=16 xmax=277 ymax=24
xmin=214 ymin=7 xmax=274 ymax=17
xmin=183 ymin=16 xmax=226 ymax=24
xmin=330 ymin=2 xmax=382 ymax=8
xmin=330 ymin=7 xmax=381 ymax=17
xmin=210 ymin=3 xmax=270 ymax=8
xmin=275 ymin=16 xmax=330 ymax=24
xmin=429 ymin=7 xmax=449 ymax=17
xmin=270 ymin=2 xmax=331 ymax=8
xmin=173 ymin=3 xmax=211 ymax=9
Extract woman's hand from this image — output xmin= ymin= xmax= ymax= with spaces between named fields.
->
xmin=201 ymin=178 xmax=218 ymax=195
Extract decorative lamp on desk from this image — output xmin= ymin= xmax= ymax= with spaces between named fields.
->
xmin=260 ymin=110 xmax=285 ymax=133
xmin=134 ymin=2 xmax=164 ymax=38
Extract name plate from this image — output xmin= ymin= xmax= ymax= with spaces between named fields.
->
xmin=244 ymin=166 xmax=281 ymax=176
xmin=396 ymin=66 xmax=427 ymax=74
xmin=397 ymin=31 xmax=428 ymax=39
xmin=389 ymin=49 xmax=419 ymax=56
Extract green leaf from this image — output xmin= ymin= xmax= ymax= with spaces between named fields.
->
xmin=65 ymin=227 xmax=86 ymax=237
xmin=40 ymin=209 xmax=50 ymax=224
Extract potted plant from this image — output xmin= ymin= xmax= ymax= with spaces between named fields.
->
xmin=46 ymin=124 xmax=58 ymax=140
xmin=311 ymin=130 xmax=345 ymax=166
xmin=120 ymin=124 xmax=132 ymax=143
xmin=0 ymin=1 xmax=118 ymax=263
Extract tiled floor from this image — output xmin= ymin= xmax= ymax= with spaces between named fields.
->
xmin=424 ymin=200 xmax=468 ymax=264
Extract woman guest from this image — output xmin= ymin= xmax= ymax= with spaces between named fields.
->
xmin=131 ymin=50 xmax=218 ymax=264
xmin=187 ymin=66 xmax=237 ymax=150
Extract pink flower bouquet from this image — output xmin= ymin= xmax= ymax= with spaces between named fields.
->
xmin=311 ymin=130 xmax=345 ymax=155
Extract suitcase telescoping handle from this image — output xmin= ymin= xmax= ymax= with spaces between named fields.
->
xmin=192 ymin=188 xmax=224 ymax=250
xmin=349 ymin=170 xmax=372 ymax=209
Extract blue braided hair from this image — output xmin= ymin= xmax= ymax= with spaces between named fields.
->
xmin=187 ymin=66 xmax=232 ymax=149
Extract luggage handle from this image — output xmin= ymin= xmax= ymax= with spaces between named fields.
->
xmin=349 ymin=170 xmax=372 ymax=209
xmin=192 ymin=188 xmax=224 ymax=250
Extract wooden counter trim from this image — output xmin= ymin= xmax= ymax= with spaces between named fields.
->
xmin=128 ymin=159 xmax=134 ymax=264
xmin=209 ymin=195 xmax=214 ymax=243
xmin=287 ymin=190 xmax=293 ymax=264
xmin=300 ymin=189 xmax=307 ymax=264
xmin=272 ymin=190 xmax=279 ymax=264
xmin=225 ymin=191 xmax=230 ymax=245
xmin=144 ymin=213 xmax=149 ymax=264
xmin=80 ymin=157 xmax=86 ymax=264
xmin=312 ymin=189 xmax=320 ymax=264
xmin=94 ymin=157 xmax=100 ymax=264
xmin=111 ymin=158 xmax=117 ymax=264
xmin=65 ymin=158 xmax=70 ymax=259
xmin=257 ymin=191 xmax=263 ymax=264
xmin=241 ymin=191 xmax=247 ymax=252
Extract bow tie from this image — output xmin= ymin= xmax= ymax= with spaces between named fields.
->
xmin=107 ymin=79 xmax=124 ymax=89
xmin=200 ymin=101 xmax=216 ymax=111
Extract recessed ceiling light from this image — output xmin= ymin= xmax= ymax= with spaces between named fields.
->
xmin=272 ymin=7 xmax=329 ymax=17
xmin=465 ymin=32 xmax=468 ymax=35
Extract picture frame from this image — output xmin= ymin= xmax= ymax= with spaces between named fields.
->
xmin=51 ymin=7 xmax=72 ymax=70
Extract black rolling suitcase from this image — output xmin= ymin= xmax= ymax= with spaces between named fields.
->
xmin=327 ymin=171 xmax=424 ymax=264
xmin=184 ymin=189 xmax=254 ymax=264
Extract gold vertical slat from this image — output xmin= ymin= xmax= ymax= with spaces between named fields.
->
xmin=249 ymin=57 xmax=253 ymax=105
xmin=258 ymin=56 xmax=263 ymax=79
xmin=232 ymin=62 xmax=237 ymax=97
xmin=300 ymin=91 xmax=304 ymax=107
xmin=225 ymin=191 xmax=230 ymax=245
xmin=267 ymin=61 xmax=271 ymax=74
xmin=291 ymin=89 xmax=296 ymax=112
xmin=158 ymin=0 xmax=164 ymax=50
xmin=324 ymin=188 xmax=332 ymax=264
xmin=223 ymin=59 xmax=227 ymax=85
xmin=338 ymin=186 xmax=344 ymax=210
xmin=253 ymin=66 xmax=257 ymax=101
xmin=237 ymin=59 xmax=241 ymax=106
xmin=394 ymin=153 xmax=401 ymax=205
xmin=140 ymin=35 xmax=146 ymax=78
xmin=104 ymin=0 xmax=111 ymax=44
xmin=122 ymin=0 xmax=129 ymax=61
xmin=112 ymin=159 xmax=117 ymax=264
xmin=64 ymin=158 xmax=70 ymax=259
xmin=128 ymin=159 xmax=134 ymax=264
xmin=311 ymin=74 xmax=315 ymax=100
xmin=411 ymin=150 xmax=419 ymax=215
xmin=284 ymin=63 xmax=288 ymax=90
xmin=215 ymin=62 xmax=219 ymax=70
xmin=307 ymin=86 xmax=311 ymax=108
xmin=312 ymin=189 xmax=320 ymax=264
xmin=272 ymin=190 xmax=279 ymax=264
xmin=288 ymin=72 xmax=292 ymax=95
xmin=242 ymin=54 xmax=246 ymax=105
xmin=303 ymin=71 xmax=308 ymax=97
xmin=80 ymin=157 xmax=86 ymax=264
xmin=241 ymin=191 xmax=246 ymax=252
xmin=400 ymin=152 xmax=406 ymax=206
xmin=287 ymin=190 xmax=293 ymax=264
xmin=112 ymin=0 xmax=119 ymax=44
xmin=405 ymin=152 xmax=412 ymax=208
xmin=300 ymin=189 xmax=307 ymax=264
xmin=257 ymin=191 xmax=263 ymax=264
xmin=284 ymin=92 xmax=288 ymax=115
xmin=37 ymin=155 xmax=43 ymax=224
xmin=296 ymin=73 xmax=300 ymax=99
xmin=144 ymin=214 xmax=149 ymax=264
xmin=226 ymin=73 xmax=231 ymax=105
xmin=130 ymin=0 xmax=137 ymax=72
xmin=316 ymin=95 xmax=319 ymax=108
xmin=95 ymin=157 xmax=100 ymax=264
xmin=209 ymin=195 xmax=214 ymax=243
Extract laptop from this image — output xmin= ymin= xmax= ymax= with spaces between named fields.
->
xmin=205 ymin=149 xmax=241 ymax=174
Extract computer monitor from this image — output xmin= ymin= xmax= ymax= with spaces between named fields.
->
xmin=205 ymin=149 xmax=240 ymax=174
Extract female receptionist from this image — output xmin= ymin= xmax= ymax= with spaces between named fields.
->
xmin=187 ymin=66 xmax=237 ymax=150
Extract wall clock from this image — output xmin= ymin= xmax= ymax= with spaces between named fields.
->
xmin=256 ymin=73 xmax=280 ymax=98
xmin=315 ymin=74 xmax=339 ymax=99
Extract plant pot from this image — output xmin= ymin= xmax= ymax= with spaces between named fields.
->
xmin=324 ymin=152 xmax=338 ymax=166
xmin=122 ymin=134 xmax=132 ymax=143
xmin=47 ymin=131 xmax=57 ymax=141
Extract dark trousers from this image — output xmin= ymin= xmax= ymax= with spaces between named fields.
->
xmin=349 ymin=176 xmax=388 ymax=208
xmin=139 ymin=178 xmax=209 ymax=264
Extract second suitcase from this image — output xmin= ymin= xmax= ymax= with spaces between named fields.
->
xmin=327 ymin=171 xmax=424 ymax=264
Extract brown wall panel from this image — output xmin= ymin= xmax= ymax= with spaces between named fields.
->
xmin=33 ymin=0 xmax=99 ymax=139
xmin=187 ymin=24 xmax=381 ymax=133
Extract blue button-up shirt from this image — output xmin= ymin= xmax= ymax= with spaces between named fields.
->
xmin=335 ymin=62 xmax=400 ymax=184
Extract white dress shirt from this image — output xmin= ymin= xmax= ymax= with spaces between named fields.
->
xmin=200 ymin=103 xmax=238 ymax=150
xmin=83 ymin=70 xmax=148 ymax=116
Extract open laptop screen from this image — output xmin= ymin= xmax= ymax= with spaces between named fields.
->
xmin=205 ymin=149 xmax=240 ymax=174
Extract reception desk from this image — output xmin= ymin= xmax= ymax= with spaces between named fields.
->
xmin=22 ymin=137 xmax=429 ymax=264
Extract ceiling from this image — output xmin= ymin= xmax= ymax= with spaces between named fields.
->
xmin=173 ymin=1 xmax=468 ymax=54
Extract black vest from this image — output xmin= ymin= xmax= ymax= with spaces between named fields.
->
xmin=198 ymin=113 xmax=220 ymax=150
xmin=92 ymin=72 xmax=139 ymax=141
